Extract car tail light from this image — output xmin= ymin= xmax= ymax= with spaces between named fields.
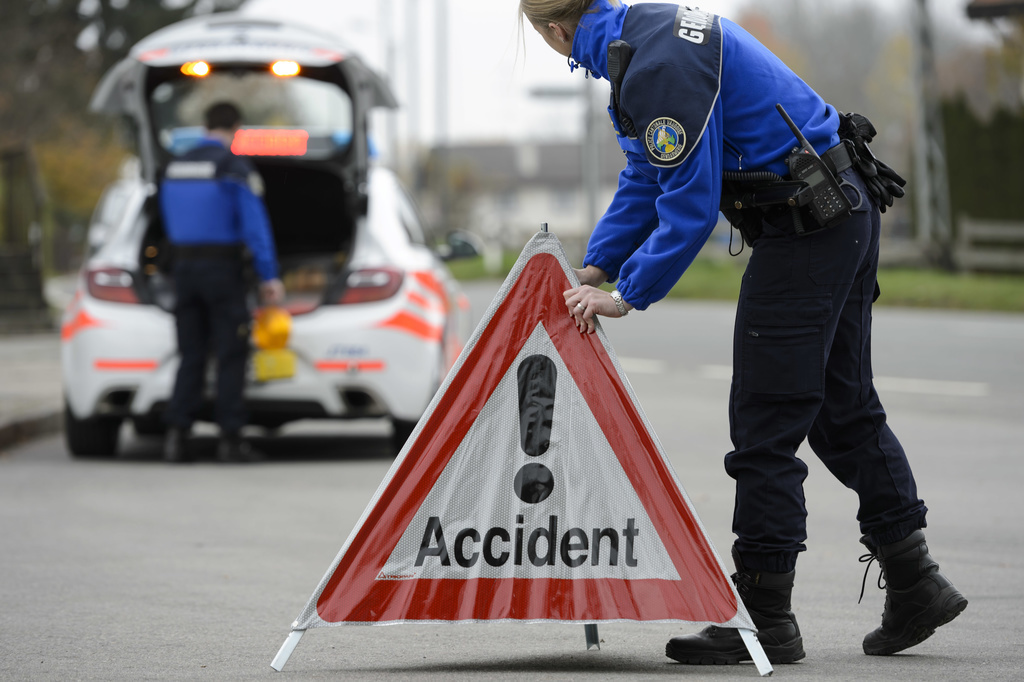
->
xmin=86 ymin=267 xmax=140 ymax=304
xmin=337 ymin=267 xmax=404 ymax=304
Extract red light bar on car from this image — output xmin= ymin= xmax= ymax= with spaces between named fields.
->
xmin=231 ymin=128 xmax=309 ymax=156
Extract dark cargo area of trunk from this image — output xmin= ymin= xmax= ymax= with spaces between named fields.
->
xmin=140 ymin=162 xmax=357 ymax=314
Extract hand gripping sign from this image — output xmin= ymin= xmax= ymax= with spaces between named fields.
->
xmin=272 ymin=232 xmax=772 ymax=676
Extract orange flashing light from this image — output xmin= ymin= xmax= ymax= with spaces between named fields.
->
xmin=231 ymin=128 xmax=309 ymax=157
xmin=180 ymin=61 xmax=210 ymax=77
xmin=252 ymin=306 xmax=292 ymax=350
xmin=271 ymin=60 xmax=301 ymax=77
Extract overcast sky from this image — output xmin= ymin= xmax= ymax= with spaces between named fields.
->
xmin=239 ymin=0 xmax=997 ymax=154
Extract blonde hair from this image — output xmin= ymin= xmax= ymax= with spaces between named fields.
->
xmin=516 ymin=0 xmax=619 ymax=64
xmin=519 ymin=0 xmax=597 ymax=28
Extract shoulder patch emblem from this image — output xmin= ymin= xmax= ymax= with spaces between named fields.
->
xmin=646 ymin=118 xmax=686 ymax=165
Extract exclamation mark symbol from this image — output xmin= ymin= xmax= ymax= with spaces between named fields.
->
xmin=514 ymin=355 xmax=556 ymax=504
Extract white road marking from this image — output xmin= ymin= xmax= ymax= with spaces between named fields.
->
xmin=697 ymin=364 xmax=989 ymax=398
xmin=618 ymin=357 xmax=669 ymax=374
xmin=699 ymin=364 xmax=734 ymax=381
xmin=873 ymin=376 xmax=990 ymax=398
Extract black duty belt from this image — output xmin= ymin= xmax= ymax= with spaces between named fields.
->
xmin=174 ymin=243 xmax=243 ymax=260
xmin=720 ymin=141 xmax=857 ymax=247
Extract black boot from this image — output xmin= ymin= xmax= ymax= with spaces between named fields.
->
xmin=860 ymin=530 xmax=968 ymax=655
xmin=217 ymin=433 xmax=263 ymax=463
xmin=666 ymin=548 xmax=805 ymax=665
xmin=163 ymin=427 xmax=191 ymax=463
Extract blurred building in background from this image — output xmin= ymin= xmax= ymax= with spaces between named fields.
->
xmin=420 ymin=135 xmax=625 ymax=263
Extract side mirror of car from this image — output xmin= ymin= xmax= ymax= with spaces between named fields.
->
xmin=437 ymin=230 xmax=482 ymax=262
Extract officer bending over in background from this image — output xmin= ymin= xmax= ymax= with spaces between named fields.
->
xmin=522 ymin=0 xmax=967 ymax=666
xmin=160 ymin=101 xmax=284 ymax=464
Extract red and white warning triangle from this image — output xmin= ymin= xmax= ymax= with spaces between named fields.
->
xmin=274 ymin=232 xmax=767 ymax=673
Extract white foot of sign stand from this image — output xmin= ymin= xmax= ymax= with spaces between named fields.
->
xmin=271 ymin=627 xmax=767 ymax=674
xmin=738 ymin=628 xmax=774 ymax=677
xmin=270 ymin=630 xmax=305 ymax=672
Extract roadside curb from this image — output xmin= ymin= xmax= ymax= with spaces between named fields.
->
xmin=0 ymin=409 xmax=63 ymax=453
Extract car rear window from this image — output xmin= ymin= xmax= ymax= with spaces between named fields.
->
xmin=150 ymin=71 xmax=354 ymax=159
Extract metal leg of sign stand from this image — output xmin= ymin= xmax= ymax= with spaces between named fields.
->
xmin=738 ymin=628 xmax=774 ymax=677
xmin=270 ymin=629 xmax=305 ymax=672
xmin=584 ymin=623 xmax=600 ymax=650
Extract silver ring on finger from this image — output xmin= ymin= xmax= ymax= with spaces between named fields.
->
xmin=576 ymin=302 xmax=585 ymax=311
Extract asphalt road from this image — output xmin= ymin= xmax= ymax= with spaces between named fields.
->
xmin=1 ymin=280 xmax=1022 ymax=681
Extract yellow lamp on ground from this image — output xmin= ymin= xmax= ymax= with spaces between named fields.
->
xmin=252 ymin=307 xmax=295 ymax=382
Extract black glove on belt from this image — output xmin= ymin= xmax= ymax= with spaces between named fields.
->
xmin=838 ymin=112 xmax=907 ymax=213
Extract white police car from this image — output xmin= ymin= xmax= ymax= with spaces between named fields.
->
xmin=62 ymin=12 xmax=476 ymax=457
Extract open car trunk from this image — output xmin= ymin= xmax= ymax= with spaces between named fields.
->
xmin=138 ymin=160 xmax=358 ymax=315
xmin=88 ymin=12 xmax=399 ymax=315
xmin=260 ymin=160 xmax=357 ymax=314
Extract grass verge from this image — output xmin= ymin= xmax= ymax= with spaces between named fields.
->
xmin=449 ymin=254 xmax=1024 ymax=313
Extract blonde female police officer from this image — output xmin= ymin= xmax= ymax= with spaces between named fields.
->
xmin=521 ymin=0 xmax=966 ymax=665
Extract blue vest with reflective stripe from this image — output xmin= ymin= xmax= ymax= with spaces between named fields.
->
xmin=160 ymin=139 xmax=279 ymax=281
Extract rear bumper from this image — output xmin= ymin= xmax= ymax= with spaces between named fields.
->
xmin=62 ymin=299 xmax=447 ymax=426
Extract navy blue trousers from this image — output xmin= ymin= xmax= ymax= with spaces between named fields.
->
xmin=726 ymin=170 xmax=928 ymax=574
xmin=165 ymin=259 xmax=251 ymax=435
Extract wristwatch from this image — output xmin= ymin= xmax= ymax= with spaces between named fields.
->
xmin=610 ymin=289 xmax=629 ymax=317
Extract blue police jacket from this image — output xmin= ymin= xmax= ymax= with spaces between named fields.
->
xmin=573 ymin=1 xmax=840 ymax=309
xmin=160 ymin=138 xmax=279 ymax=282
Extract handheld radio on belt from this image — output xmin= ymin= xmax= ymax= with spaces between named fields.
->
xmin=607 ymin=40 xmax=638 ymax=138
xmin=776 ymin=103 xmax=852 ymax=228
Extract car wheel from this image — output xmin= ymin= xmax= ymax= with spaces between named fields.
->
xmin=391 ymin=418 xmax=418 ymax=454
xmin=132 ymin=414 xmax=167 ymax=437
xmin=64 ymin=403 xmax=121 ymax=458
xmin=253 ymin=418 xmax=290 ymax=432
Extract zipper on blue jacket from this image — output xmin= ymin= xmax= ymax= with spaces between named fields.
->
xmin=723 ymin=139 xmax=743 ymax=170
